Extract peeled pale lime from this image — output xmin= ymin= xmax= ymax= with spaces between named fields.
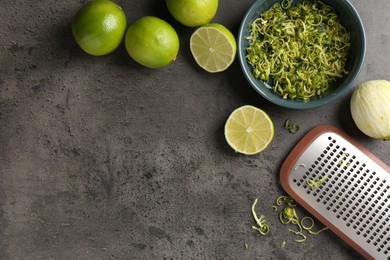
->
xmin=350 ymin=80 xmax=390 ymax=140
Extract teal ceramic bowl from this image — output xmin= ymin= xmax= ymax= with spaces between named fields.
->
xmin=238 ymin=0 xmax=366 ymax=109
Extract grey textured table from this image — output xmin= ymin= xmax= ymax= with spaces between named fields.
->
xmin=1 ymin=0 xmax=389 ymax=259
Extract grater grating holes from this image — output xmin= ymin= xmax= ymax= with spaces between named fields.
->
xmin=291 ymin=135 xmax=390 ymax=258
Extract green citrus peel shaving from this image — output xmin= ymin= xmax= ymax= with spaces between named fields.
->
xmin=250 ymin=196 xmax=328 ymax=246
xmin=307 ymin=176 xmax=327 ymax=190
xmin=301 ymin=216 xmax=329 ymax=235
xmin=251 ymin=198 xmax=270 ymax=235
xmin=338 ymin=152 xmax=350 ymax=166
xmin=246 ymin=0 xmax=350 ymax=101
xmin=276 ymin=195 xmax=297 ymax=208
xmin=294 ymin=163 xmax=306 ymax=170
xmin=275 ymin=196 xmax=328 ymax=242
xmin=285 ymin=118 xmax=300 ymax=133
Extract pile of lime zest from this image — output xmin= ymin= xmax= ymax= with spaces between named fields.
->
xmin=307 ymin=176 xmax=327 ymax=190
xmin=251 ymin=198 xmax=270 ymax=235
xmin=281 ymin=0 xmax=293 ymax=9
xmin=285 ymin=118 xmax=300 ymax=133
xmin=245 ymin=0 xmax=350 ymax=101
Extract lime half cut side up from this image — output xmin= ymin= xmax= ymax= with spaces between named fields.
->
xmin=224 ymin=105 xmax=274 ymax=155
xmin=190 ymin=23 xmax=236 ymax=73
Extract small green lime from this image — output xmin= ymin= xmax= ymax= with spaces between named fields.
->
xmin=165 ymin=0 xmax=218 ymax=27
xmin=72 ymin=0 xmax=127 ymax=56
xmin=124 ymin=16 xmax=180 ymax=68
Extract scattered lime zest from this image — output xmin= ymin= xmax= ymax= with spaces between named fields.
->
xmin=292 ymin=232 xmax=307 ymax=243
xmin=271 ymin=205 xmax=278 ymax=211
xmin=251 ymin=198 xmax=270 ymax=235
xmin=307 ymin=176 xmax=327 ymax=190
xmin=279 ymin=207 xmax=307 ymax=242
xmin=301 ymin=217 xmax=329 ymax=235
xmin=338 ymin=152 xmax=350 ymax=166
xmin=275 ymin=195 xmax=297 ymax=207
xmin=285 ymin=118 xmax=300 ymax=133
xmin=248 ymin=195 xmax=328 ymax=246
xmin=279 ymin=207 xmax=299 ymax=225
xmin=300 ymin=216 xmax=314 ymax=230
xmin=246 ymin=0 xmax=350 ymax=100
xmin=245 ymin=243 xmax=249 ymax=250
xmin=294 ymin=163 xmax=306 ymax=170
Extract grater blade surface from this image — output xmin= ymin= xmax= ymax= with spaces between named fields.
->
xmin=280 ymin=125 xmax=390 ymax=260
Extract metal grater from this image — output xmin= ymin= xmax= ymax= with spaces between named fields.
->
xmin=280 ymin=125 xmax=390 ymax=260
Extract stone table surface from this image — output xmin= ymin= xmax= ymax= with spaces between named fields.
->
xmin=1 ymin=0 xmax=389 ymax=259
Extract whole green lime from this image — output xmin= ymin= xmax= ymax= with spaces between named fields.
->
xmin=72 ymin=0 xmax=127 ymax=56
xmin=124 ymin=16 xmax=180 ymax=68
xmin=165 ymin=0 xmax=218 ymax=27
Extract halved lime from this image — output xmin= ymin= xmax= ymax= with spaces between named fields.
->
xmin=165 ymin=0 xmax=218 ymax=27
xmin=190 ymin=23 xmax=236 ymax=73
xmin=224 ymin=105 xmax=274 ymax=155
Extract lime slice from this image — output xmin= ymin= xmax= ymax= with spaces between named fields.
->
xmin=190 ymin=23 xmax=237 ymax=73
xmin=224 ymin=105 xmax=274 ymax=155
